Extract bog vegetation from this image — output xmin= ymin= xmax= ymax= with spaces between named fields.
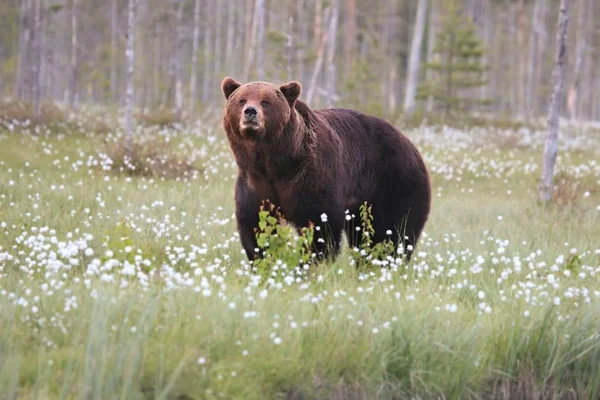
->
xmin=1 ymin=0 xmax=600 ymax=398
xmin=1 ymin=105 xmax=600 ymax=399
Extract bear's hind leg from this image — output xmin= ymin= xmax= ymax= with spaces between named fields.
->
xmin=290 ymin=200 xmax=344 ymax=262
xmin=371 ymin=192 xmax=429 ymax=262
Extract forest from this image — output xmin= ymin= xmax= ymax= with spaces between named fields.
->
xmin=1 ymin=0 xmax=600 ymax=399
xmin=1 ymin=0 xmax=598 ymax=120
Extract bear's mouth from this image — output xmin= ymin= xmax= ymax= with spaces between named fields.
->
xmin=239 ymin=122 xmax=263 ymax=139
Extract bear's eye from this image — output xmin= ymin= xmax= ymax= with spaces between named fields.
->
xmin=260 ymin=100 xmax=270 ymax=107
xmin=239 ymin=99 xmax=247 ymax=105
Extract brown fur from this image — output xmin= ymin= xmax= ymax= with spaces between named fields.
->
xmin=221 ymin=77 xmax=431 ymax=262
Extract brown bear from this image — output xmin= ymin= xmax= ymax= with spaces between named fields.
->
xmin=221 ymin=77 xmax=431 ymax=263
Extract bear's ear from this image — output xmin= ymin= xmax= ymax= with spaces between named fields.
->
xmin=222 ymin=77 xmax=242 ymax=100
xmin=279 ymin=81 xmax=302 ymax=106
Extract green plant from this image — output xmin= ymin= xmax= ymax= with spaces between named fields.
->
xmin=253 ymin=201 xmax=315 ymax=282
xmin=417 ymin=0 xmax=491 ymax=117
xmin=349 ymin=202 xmax=397 ymax=269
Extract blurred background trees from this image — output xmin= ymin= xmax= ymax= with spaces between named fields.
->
xmin=0 ymin=0 xmax=599 ymax=122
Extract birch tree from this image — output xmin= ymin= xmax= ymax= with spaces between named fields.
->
xmin=225 ymin=1 xmax=234 ymax=68
xmin=567 ymin=0 xmax=591 ymax=120
xmin=286 ymin=1 xmax=294 ymax=82
xmin=425 ymin=0 xmax=437 ymax=112
xmin=404 ymin=0 xmax=428 ymax=114
xmin=539 ymin=0 xmax=569 ymax=203
xmin=110 ymin=0 xmax=118 ymax=103
xmin=68 ymin=0 xmax=78 ymax=108
xmin=325 ymin=0 xmax=338 ymax=108
xmin=174 ymin=0 xmax=185 ymax=116
xmin=343 ymin=0 xmax=356 ymax=79
xmin=306 ymin=6 xmax=331 ymax=105
xmin=125 ymin=0 xmax=136 ymax=150
xmin=31 ymin=0 xmax=42 ymax=116
xmin=189 ymin=0 xmax=201 ymax=112
xmin=255 ymin=0 xmax=265 ymax=80
xmin=202 ymin=0 xmax=213 ymax=103
xmin=526 ymin=0 xmax=545 ymax=118
xmin=15 ymin=0 xmax=31 ymax=101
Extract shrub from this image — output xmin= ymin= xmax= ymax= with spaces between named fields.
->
xmin=135 ymin=107 xmax=183 ymax=128
xmin=252 ymin=201 xmax=315 ymax=283
xmin=103 ymin=136 xmax=200 ymax=180
xmin=0 ymin=98 xmax=112 ymax=134
xmin=348 ymin=202 xmax=397 ymax=269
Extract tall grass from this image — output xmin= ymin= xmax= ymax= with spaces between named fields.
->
xmin=0 ymin=117 xmax=599 ymax=399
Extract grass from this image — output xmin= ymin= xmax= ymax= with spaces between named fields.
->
xmin=1 ymin=114 xmax=600 ymax=399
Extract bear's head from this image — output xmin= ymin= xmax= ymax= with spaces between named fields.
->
xmin=221 ymin=77 xmax=301 ymax=140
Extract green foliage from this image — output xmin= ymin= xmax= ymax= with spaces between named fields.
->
xmin=417 ymin=0 xmax=491 ymax=117
xmin=349 ymin=202 xmax=397 ymax=269
xmin=253 ymin=201 xmax=315 ymax=283
xmin=340 ymin=59 xmax=386 ymax=118
xmin=102 ymin=220 xmax=137 ymax=265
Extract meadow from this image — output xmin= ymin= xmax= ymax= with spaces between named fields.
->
xmin=1 ymin=108 xmax=600 ymax=399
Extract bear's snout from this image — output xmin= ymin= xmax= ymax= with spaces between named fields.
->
xmin=243 ymin=105 xmax=258 ymax=122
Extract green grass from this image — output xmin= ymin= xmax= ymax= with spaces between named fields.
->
xmin=1 ymin=118 xmax=600 ymax=399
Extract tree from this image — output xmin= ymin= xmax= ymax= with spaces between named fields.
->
xmin=403 ymin=0 xmax=428 ymax=115
xmin=189 ymin=0 xmax=201 ymax=113
xmin=417 ymin=0 xmax=488 ymax=117
xmin=68 ymin=0 xmax=78 ymax=108
xmin=342 ymin=0 xmax=356 ymax=79
xmin=110 ymin=0 xmax=118 ymax=103
xmin=255 ymin=0 xmax=265 ymax=80
xmin=173 ymin=0 xmax=185 ymax=116
xmin=306 ymin=5 xmax=331 ymax=105
xmin=526 ymin=0 xmax=547 ymax=118
xmin=125 ymin=0 xmax=136 ymax=150
xmin=31 ymin=0 xmax=42 ymax=116
xmin=539 ymin=0 xmax=569 ymax=203
xmin=15 ymin=0 xmax=31 ymax=101
xmin=567 ymin=0 xmax=591 ymax=121
xmin=325 ymin=0 xmax=338 ymax=108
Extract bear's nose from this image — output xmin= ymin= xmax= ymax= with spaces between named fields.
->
xmin=244 ymin=106 xmax=258 ymax=119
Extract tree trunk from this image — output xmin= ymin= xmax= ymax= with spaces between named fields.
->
xmin=296 ymin=0 xmax=308 ymax=83
xmin=255 ymin=0 xmax=266 ymax=80
xmin=225 ymin=1 xmax=235 ymax=68
xmin=567 ymin=0 xmax=590 ymax=121
xmin=214 ymin=0 xmax=223 ymax=79
xmin=174 ymin=0 xmax=185 ymax=116
xmin=425 ymin=0 xmax=437 ymax=112
xmin=15 ymin=0 xmax=32 ymax=100
xmin=190 ymin=0 xmax=201 ymax=112
xmin=343 ymin=0 xmax=356 ymax=79
xmin=314 ymin=0 xmax=323 ymax=49
xmin=384 ymin=0 xmax=397 ymax=114
xmin=539 ymin=0 xmax=569 ymax=203
xmin=202 ymin=0 xmax=213 ymax=103
xmin=32 ymin=0 xmax=42 ymax=116
xmin=68 ymin=0 xmax=78 ymax=108
xmin=516 ymin=0 xmax=527 ymax=117
xmin=242 ymin=0 xmax=255 ymax=81
xmin=403 ymin=0 xmax=428 ymax=115
xmin=526 ymin=0 xmax=545 ymax=119
xmin=306 ymin=6 xmax=331 ymax=105
xmin=153 ymin=21 xmax=162 ymax=107
xmin=325 ymin=0 xmax=338 ymax=108
xmin=286 ymin=1 xmax=294 ymax=82
xmin=125 ymin=0 xmax=136 ymax=150
xmin=110 ymin=0 xmax=118 ymax=103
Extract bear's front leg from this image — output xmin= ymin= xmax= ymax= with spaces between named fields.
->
xmin=235 ymin=176 xmax=263 ymax=262
xmin=289 ymin=196 xmax=344 ymax=262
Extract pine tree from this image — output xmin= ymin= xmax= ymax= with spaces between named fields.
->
xmin=417 ymin=0 xmax=489 ymax=117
